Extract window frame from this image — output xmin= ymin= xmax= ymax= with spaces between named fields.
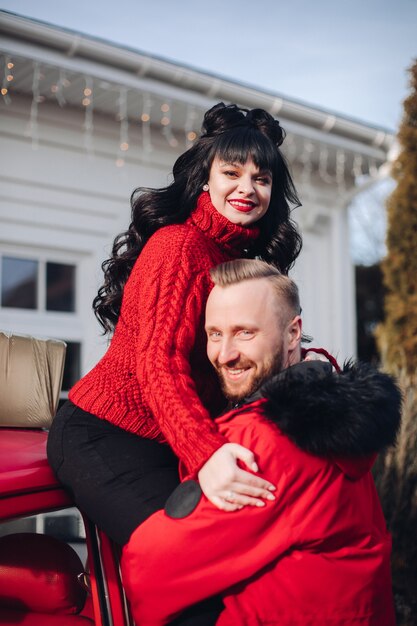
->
xmin=0 ymin=245 xmax=84 ymax=398
xmin=0 ymin=252 xmax=77 ymax=314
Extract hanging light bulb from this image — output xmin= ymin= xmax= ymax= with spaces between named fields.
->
xmin=1 ymin=55 xmax=13 ymax=104
xmin=27 ymin=60 xmax=41 ymax=149
xmin=141 ymin=93 xmax=153 ymax=153
xmin=83 ymin=76 xmax=94 ymax=156
xmin=184 ymin=105 xmax=198 ymax=147
xmin=115 ymin=87 xmax=129 ymax=166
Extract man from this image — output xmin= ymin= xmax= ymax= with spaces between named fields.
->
xmin=121 ymin=259 xmax=401 ymax=626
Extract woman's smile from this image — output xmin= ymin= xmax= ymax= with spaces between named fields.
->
xmin=227 ymin=199 xmax=257 ymax=213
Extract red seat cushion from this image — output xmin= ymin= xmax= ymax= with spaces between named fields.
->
xmin=0 ymin=533 xmax=87 ymax=615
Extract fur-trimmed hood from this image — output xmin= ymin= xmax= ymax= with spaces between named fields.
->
xmin=247 ymin=360 xmax=402 ymax=478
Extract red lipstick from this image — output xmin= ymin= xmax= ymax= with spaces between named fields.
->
xmin=228 ymin=199 xmax=256 ymax=213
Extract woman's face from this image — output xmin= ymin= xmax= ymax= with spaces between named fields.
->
xmin=207 ymin=157 xmax=272 ymax=226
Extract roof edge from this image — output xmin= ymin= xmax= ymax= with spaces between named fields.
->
xmin=0 ymin=10 xmax=395 ymax=153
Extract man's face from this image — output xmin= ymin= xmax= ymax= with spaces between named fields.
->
xmin=205 ymin=278 xmax=301 ymax=402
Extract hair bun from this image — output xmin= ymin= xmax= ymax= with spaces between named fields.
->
xmin=201 ymin=102 xmax=247 ymax=136
xmin=246 ymin=109 xmax=286 ymax=147
xmin=201 ymin=102 xmax=285 ymax=147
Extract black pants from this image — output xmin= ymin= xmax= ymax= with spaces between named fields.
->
xmin=47 ymin=401 xmax=181 ymax=546
xmin=47 ymin=402 xmax=223 ymax=625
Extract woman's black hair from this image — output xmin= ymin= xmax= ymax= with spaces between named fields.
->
xmin=94 ymin=102 xmax=302 ymax=333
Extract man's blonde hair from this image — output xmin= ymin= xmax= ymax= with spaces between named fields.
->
xmin=210 ymin=259 xmax=301 ymax=321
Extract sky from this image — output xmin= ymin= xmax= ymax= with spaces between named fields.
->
xmin=1 ymin=0 xmax=416 ymax=132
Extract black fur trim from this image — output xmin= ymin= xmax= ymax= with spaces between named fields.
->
xmin=261 ymin=360 xmax=402 ymax=457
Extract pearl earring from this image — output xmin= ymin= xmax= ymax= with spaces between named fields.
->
xmin=202 ymin=184 xmax=209 ymax=191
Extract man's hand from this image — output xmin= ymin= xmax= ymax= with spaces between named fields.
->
xmin=198 ymin=443 xmax=276 ymax=511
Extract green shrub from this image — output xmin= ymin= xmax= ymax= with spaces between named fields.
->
xmin=375 ymin=59 xmax=417 ymax=625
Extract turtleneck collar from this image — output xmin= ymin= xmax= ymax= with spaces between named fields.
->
xmin=187 ymin=192 xmax=260 ymax=256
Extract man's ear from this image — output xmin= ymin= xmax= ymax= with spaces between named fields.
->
xmin=287 ymin=315 xmax=302 ymax=349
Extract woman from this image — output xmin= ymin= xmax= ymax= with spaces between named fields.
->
xmin=47 ymin=102 xmax=302 ymax=548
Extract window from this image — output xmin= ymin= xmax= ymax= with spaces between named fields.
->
xmin=1 ymin=257 xmax=38 ymax=309
xmin=46 ymin=262 xmax=76 ymax=312
xmin=0 ymin=256 xmax=76 ymax=313
xmin=0 ymin=253 xmax=82 ymax=404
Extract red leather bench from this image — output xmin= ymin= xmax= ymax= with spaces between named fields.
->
xmin=0 ymin=533 xmax=94 ymax=625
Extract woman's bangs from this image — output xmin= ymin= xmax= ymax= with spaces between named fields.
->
xmin=213 ymin=128 xmax=277 ymax=173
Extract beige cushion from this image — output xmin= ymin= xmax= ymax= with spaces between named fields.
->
xmin=0 ymin=332 xmax=66 ymax=428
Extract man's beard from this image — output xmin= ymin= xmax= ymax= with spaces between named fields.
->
xmin=216 ymin=347 xmax=285 ymax=403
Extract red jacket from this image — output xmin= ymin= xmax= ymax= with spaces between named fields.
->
xmin=122 ymin=362 xmax=401 ymax=625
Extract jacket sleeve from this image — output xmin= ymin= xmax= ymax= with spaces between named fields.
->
xmin=121 ymin=421 xmax=295 ymax=626
xmin=133 ymin=227 xmax=227 ymax=473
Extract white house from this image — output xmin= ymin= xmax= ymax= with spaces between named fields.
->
xmin=0 ymin=11 xmax=394 ymax=397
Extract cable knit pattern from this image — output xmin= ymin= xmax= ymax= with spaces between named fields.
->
xmin=69 ymin=193 xmax=260 ymax=473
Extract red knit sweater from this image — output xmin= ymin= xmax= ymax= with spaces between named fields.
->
xmin=69 ymin=192 xmax=260 ymax=473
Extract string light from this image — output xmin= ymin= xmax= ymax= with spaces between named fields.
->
xmin=0 ymin=52 xmax=373 ymax=189
xmin=1 ymin=55 xmax=12 ymax=104
xmin=336 ymin=149 xmax=346 ymax=191
xmin=185 ymin=105 xmax=198 ymax=147
xmin=299 ymin=140 xmax=314 ymax=186
xmin=27 ymin=60 xmax=41 ymax=149
xmin=83 ymin=76 xmax=94 ymax=156
xmin=159 ymin=100 xmax=178 ymax=148
xmin=352 ymin=154 xmax=364 ymax=178
xmin=53 ymin=69 xmax=67 ymax=107
xmin=116 ymin=87 xmax=129 ymax=167
xmin=141 ymin=93 xmax=153 ymax=153
xmin=318 ymin=146 xmax=334 ymax=184
xmin=282 ymin=134 xmax=297 ymax=164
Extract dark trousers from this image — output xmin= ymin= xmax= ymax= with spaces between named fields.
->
xmin=47 ymin=401 xmax=223 ymax=625
xmin=47 ymin=401 xmax=181 ymax=546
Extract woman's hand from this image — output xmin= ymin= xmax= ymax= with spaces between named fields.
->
xmin=197 ymin=443 xmax=276 ymax=511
